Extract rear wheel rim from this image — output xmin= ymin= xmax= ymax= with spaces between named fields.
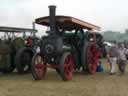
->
xmin=34 ymin=54 xmax=46 ymax=79
xmin=87 ymin=44 xmax=99 ymax=74
xmin=21 ymin=52 xmax=31 ymax=72
xmin=63 ymin=54 xmax=73 ymax=80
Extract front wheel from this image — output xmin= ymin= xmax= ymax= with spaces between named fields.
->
xmin=31 ymin=53 xmax=47 ymax=80
xmin=59 ymin=52 xmax=74 ymax=81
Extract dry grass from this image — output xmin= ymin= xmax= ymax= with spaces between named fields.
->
xmin=0 ymin=59 xmax=128 ymax=96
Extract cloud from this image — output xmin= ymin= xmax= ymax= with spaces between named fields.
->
xmin=0 ymin=0 xmax=128 ymax=33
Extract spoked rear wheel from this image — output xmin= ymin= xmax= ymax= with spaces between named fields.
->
xmin=82 ymin=42 xmax=99 ymax=74
xmin=87 ymin=43 xmax=99 ymax=74
xmin=59 ymin=52 xmax=74 ymax=81
xmin=15 ymin=48 xmax=33 ymax=74
xmin=31 ymin=53 xmax=47 ymax=80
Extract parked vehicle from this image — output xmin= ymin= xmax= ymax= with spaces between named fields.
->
xmin=0 ymin=26 xmax=37 ymax=73
xmin=15 ymin=36 xmax=39 ymax=74
xmin=31 ymin=6 xmax=103 ymax=81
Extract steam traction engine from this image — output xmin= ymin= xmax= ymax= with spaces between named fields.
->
xmin=31 ymin=6 xmax=103 ymax=81
xmin=0 ymin=26 xmax=37 ymax=73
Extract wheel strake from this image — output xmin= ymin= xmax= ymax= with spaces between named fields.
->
xmin=32 ymin=54 xmax=47 ymax=80
xmin=21 ymin=52 xmax=31 ymax=72
xmin=87 ymin=43 xmax=99 ymax=74
xmin=63 ymin=53 xmax=74 ymax=80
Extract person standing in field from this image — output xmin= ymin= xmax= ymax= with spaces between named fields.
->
xmin=107 ymin=44 xmax=118 ymax=75
xmin=117 ymin=43 xmax=128 ymax=75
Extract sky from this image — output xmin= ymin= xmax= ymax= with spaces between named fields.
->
xmin=0 ymin=0 xmax=128 ymax=35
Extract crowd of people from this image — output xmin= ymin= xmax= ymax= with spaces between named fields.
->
xmin=104 ymin=43 xmax=128 ymax=75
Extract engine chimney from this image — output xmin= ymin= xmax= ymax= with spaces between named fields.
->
xmin=48 ymin=5 xmax=56 ymax=35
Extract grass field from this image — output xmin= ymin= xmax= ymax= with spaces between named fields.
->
xmin=0 ymin=59 xmax=128 ymax=96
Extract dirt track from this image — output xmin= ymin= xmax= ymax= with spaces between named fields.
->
xmin=0 ymin=60 xmax=128 ymax=96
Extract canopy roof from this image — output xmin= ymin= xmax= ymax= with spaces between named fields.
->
xmin=35 ymin=15 xmax=100 ymax=31
xmin=0 ymin=26 xmax=37 ymax=33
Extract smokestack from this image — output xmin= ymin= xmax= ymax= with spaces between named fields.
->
xmin=32 ymin=22 xmax=35 ymax=30
xmin=32 ymin=22 xmax=36 ymax=37
xmin=48 ymin=5 xmax=56 ymax=34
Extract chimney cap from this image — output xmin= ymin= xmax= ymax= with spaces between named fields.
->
xmin=48 ymin=5 xmax=56 ymax=8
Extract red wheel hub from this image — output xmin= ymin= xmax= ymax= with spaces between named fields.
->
xmin=64 ymin=55 xmax=74 ymax=80
xmin=87 ymin=44 xmax=100 ymax=74
xmin=34 ymin=55 xmax=47 ymax=79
